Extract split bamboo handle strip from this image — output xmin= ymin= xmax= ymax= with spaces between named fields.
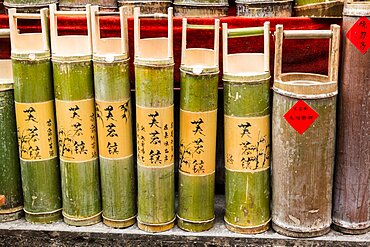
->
xmin=138 ymin=13 xmax=168 ymax=18
xmin=96 ymin=12 xmax=120 ymax=16
xmin=186 ymin=24 xmax=216 ymax=30
xmin=12 ymin=13 xmax=42 ymax=19
xmin=227 ymin=27 xmax=264 ymax=38
xmin=283 ymin=30 xmax=332 ymax=39
xmin=0 ymin=29 xmax=10 ymax=38
xmin=52 ymin=9 xmax=90 ymax=16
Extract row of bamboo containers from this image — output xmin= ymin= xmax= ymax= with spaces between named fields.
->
xmin=0 ymin=2 xmax=369 ymax=237
xmin=0 ymin=0 xmax=350 ymax=17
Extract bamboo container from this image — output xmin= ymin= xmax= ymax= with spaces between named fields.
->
xmin=134 ymin=7 xmax=175 ymax=233
xmin=333 ymin=0 xmax=370 ymax=235
xmin=9 ymin=9 xmax=63 ymax=223
xmin=222 ymin=22 xmax=271 ymax=234
xmin=177 ymin=19 xmax=219 ymax=232
xmin=3 ymin=0 xmax=56 ymax=13
xmin=236 ymin=0 xmax=293 ymax=17
xmin=91 ymin=6 xmax=136 ymax=228
xmin=118 ymin=0 xmax=171 ymax=16
xmin=272 ymin=24 xmax=340 ymax=238
xmin=294 ymin=0 xmax=343 ymax=17
xmin=0 ymin=30 xmax=23 ymax=223
xmin=50 ymin=4 xmax=101 ymax=226
xmin=59 ymin=0 xmax=117 ymax=11
xmin=173 ymin=0 xmax=228 ymax=17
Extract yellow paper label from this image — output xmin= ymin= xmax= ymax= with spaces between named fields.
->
xmin=55 ymin=99 xmax=98 ymax=162
xmin=225 ymin=115 xmax=270 ymax=171
xmin=136 ymin=105 xmax=174 ymax=167
xmin=15 ymin=101 xmax=58 ymax=161
xmin=179 ymin=109 xmax=217 ymax=175
xmin=95 ymin=99 xmax=133 ymax=159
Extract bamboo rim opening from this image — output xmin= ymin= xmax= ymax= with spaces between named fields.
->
xmin=181 ymin=48 xmax=218 ymax=73
xmin=0 ymin=60 xmax=13 ymax=83
xmin=136 ymin=37 xmax=172 ymax=63
xmin=225 ymin=53 xmax=265 ymax=76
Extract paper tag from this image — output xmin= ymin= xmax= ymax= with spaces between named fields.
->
xmin=346 ymin=16 xmax=370 ymax=54
xmin=96 ymin=100 xmax=133 ymax=159
xmin=136 ymin=105 xmax=174 ymax=167
xmin=15 ymin=101 xmax=58 ymax=160
xmin=179 ymin=109 xmax=217 ymax=175
xmin=284 ymin=100 xmax=319 ymax=135
xmin=225 ymin=115 xmax=270 ymax=171
xmin=55 ymin=99 xmax=98 ymax=162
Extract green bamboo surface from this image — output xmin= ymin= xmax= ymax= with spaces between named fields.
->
xmin=94 ymin=60 xmax=136 ymax=228
xmin=223 ymin=75 xmax=270 ymax=233
xmin=178 ymin=71 xmax=218 ymax=232
xmin=12 ymin=58 xmax=62 ymax=223
xmin=272 ymin=94 xmax=336 ymax=237
xmin=53 ymin=58 xmax=101 ymax=226
xmin=135 ymin=63 xmax=175 ymax=231
xmin=0 ymin=88 xmax=23 ymax=222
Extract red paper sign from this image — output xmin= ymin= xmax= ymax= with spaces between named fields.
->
xmin=284 ymin=100 xmax=319 ymax=135
xmin=346 ymin=16 xmax=370 ymax=55
xmin=0 ymin=195 xmax=5 ymax=206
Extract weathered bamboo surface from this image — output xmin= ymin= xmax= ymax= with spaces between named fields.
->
xmin=0 ymin=60 xmax=23 ymax=223
xmin=3 ymin=0 xmax=57 ymax=13
xmin=117 ymin=0 xmax=171 ymax=15
xmin=173 ymin=0 xmax=228 ymax=17
xmin=271 ymin=24 xmax=340 ymax=238
xmin=236 ymin=0 xmax=293 ymax=17
xmin=294 ymin=0 xmax=344 ymax=17
xmin=333 ymin=6 xmax=370 ymax=234
xmin=59 ymin=0 xmax=117 ymax=11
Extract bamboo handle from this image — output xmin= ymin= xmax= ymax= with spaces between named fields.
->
xmin=227 ymin=27 xmax=264 ymax=38
xmin=0 ymin=29 xmax=10 ymax=38
xmin=96 ymin=12 xmax=120 ymax=16
xmin=138 ymin=13 xmax=168 ymax=18
xmin=186 ymin=24 xmax=215 ymax=30
xmin=52 ymin=9 xmax=90 ymax=16
xmin=12 ymin=13 xmax=41 ymax=19
xmin=283 ymin=30 xmax=332 ymax=39
xmin=274 ymin=25 xmax=284 ymax=82
xmin=222 ymin=23 xmax=228 ymax=73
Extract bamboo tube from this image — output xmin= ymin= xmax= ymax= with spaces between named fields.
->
xmin=134 ymin=7 xmax=175 ymax=233
xmin=271 ymin=24 xmax=340 ymax=238
xmin=0 ymin=56 xmax=23 ymax=223
xmin=91 ymin=6 xmax=136 ymax=228
xmin=50 ymin=4 xmax=101 ymax=226
xmin=9 ymin=9 xmax=62 ymax=223
xmin=222 ymin=22 xmax=271 ymax=234
xmin=177 ymin=18 xmax=219 ymax=232
xmin=333 ymin=1 xmax=370 ymax=234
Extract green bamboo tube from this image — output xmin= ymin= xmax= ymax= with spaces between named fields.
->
xmin=50 ymin=5 xmax=101 ymax=226
xmin=223 ymin=73 xmax=270 ymax=233
xmin=92 ymin=6 xmax=136 ymax=228
xmin=134 ymin=7 xmax=175 ymax=233
xmin=271 ymin=24 xmax=340 ymax=237
xmin=222 ymin=23 xmax=271 ymax=234
xmin=177 ymin=19 xmax=219 ymax=232
xmin=178 ymin=67 xmax=218 ymax=232
xmin=9 ymin=9 xmax=62 ymax=223
xmin=0 ymin=59 xmax=23 ymax=222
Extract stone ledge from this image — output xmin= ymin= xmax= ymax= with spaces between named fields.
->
xmin=0 ymin=196 xmax=369 ymax=246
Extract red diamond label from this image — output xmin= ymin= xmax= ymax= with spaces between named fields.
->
xmin=284 ymin=100 xmax=319 ymax=135
xmin=346 ymin=16 xmax=370 ymax=55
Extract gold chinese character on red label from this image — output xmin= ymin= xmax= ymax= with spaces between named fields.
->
xmin=15 ymin=101 xmax=58 ymax=160
xmin=136 ymin=105 xmax=174 ymax=166
xmin=96 ymin=100 xmax=133 ymax=159
xmin=225 ymin=115 xmax=270 ymax=171
xmin=179 ymin=109 xmax=217 ymax=175
xmin=56 ymin=99 xmax=98 ymax=162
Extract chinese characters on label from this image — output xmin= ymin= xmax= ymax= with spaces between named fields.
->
xmin=346 ymin=16 xmax=370 ymax=54
xmin=56 ymin=99 xmax=98 ymax=162
xmin=225 ymin=115 xmax=270 ymax=171
xmin=136 ymin=105 xmax=174 ymax=166
xmin=179 ymin=110 xmax=217 ymax=175
xmin=96 ymin=100 xmax=133 ymax=159
xmin=15 ymin=101 xmax=57 ymax=160
xmin=284 ymin=100 xmax=319 ymax=135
